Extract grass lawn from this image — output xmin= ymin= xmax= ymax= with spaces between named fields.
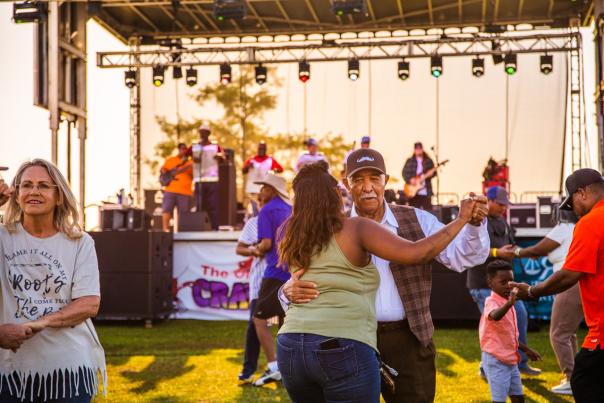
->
xmin=94 ymin=320 xmax=581 ymax=403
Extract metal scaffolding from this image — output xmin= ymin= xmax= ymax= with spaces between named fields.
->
xmin=97 ymin=31 xmax=582 ymax=68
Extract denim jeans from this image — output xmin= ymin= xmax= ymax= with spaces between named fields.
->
xmin=277 ymin=333 xmax=380 ymax=403
xmin=469 ymin=288 xmax=529 ymax=368
xmin=240 ymin=299 xmax=260 ymax=378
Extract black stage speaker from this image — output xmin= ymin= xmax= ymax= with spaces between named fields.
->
xmin=90 ymin=231 xmax=173 ymax=320
xmin=100 ymin=207 xmax=149 ymax=231
xmin=508 ymin=203 xmax=537 ymax=228
xmin=537 ymin=196 xmax=555 ymax=228
xmin=178 ymin=211 xmax=212 ymax=232
xmin=218 ymin=149 xmax=237 ymax=227
xmin=144 ymin=189 xmax=164 ymax=231
xmin=431 ymin=205 xmax=459 ymax=224
xmin=430 ymin=262 xmax=480 ymax=321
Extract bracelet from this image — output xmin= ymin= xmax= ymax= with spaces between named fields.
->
xmin=514 ymin=247 xmax=522 ymax=257
xmin=491 ymin=248 xmax=498 ymax=258
xmin=528 ymin=286 xmax=536 ymax=299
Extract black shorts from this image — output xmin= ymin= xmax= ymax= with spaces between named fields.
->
xmin=253 ymin=277 xmax=286 ymax=320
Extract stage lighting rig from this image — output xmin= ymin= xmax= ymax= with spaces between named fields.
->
xmin=331 ymin=0 xmax=366 ymax=16
xmin=124 ymin=70 xmax=136 ymax=88
xmin=153 ymin=65 xmax=165 ymax=87
xmin=472 ymin=57 xmax=485 ymax=77
xmin=348 ymin=59 xmax=360 ymax=81
xmin=397 ymin=60 xmax=410 ymax=80
xmin=186 ymin=67 xmax=197 ymax=86
xmin=13 ymin=1 xmax=43 ymax=24
xmin=491 ymin=41 xmax=504 ymax=65
xmin=430 ymin=55 xmax=443 ymax=78
xmin=298 ymin=61 xmax=310 ymax=83
xmin=255 ymin=64 xmax=267 ymax=85
xmin=504 ymin=54 xmax=517 ymax=75
xmin=540 ymin=55 xmax=553 ymax=75
xmin=213 ymin=0 xmax=246 ymax=21
xmin=220 ymin=63 xmax=232 ymax=84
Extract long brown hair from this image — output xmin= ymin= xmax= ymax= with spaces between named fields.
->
xmin=278 ymin=161 xmax=344 ymax=270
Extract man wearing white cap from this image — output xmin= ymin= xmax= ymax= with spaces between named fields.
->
xmin=295 ymin=138 xmax=327 ymax=172
xmin=248 ymin=173 xmax=292 ymax=386
xmin=187 ymin=123 xmax=224 ymax=229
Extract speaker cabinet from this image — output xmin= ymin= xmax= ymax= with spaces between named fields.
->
xmin=90 ymin=231 xmax=174 ymax=320
xmin=218 ymin=151 xmax=237 ymax=227
xmin=178 ymin=211 xmax=212 ymax=232
xmin=430 ymin=262 xmax=480 ymax=321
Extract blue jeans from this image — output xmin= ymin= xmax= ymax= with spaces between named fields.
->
xmin=240 ymin=299 xmax=260 ymax=378
xmin=277 ymin=333 xmax=380 ymax=403
xmin=469 ymin=288 xmax=529 ymax=368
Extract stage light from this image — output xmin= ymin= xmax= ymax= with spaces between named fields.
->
xmin=213 ymin=0 xmax=246 ymax=21
xmin=186 ymin=67 xmax=197 ymax=86
xmin=13 ymin=1 xmax=43 ymax=23
xmin=220 ymin=63 xmax=232 ymax=84
xmin=124 ymin=70 xmax=136 ymax=88
xmin=504 ymin=53 xmax=517 ymax=75
xmin=298 ymin=61 xmax=310 ymax=83
xmin=397 ymin=60 xmax=410 ymax=80
xmin=255 ymin=64 xmax=267 ymax=85
xmin=540 ymin=54 xmax=553 ymax=75
xmin=173 ymin=66 xmax=183 ymax=79
xmin=347 ymin=59 xmax=360 ymax=81
xmin=152 ymin=65 xmax=165 ymax=87
xmin=491 ymin=41 xmax=504 ymax=65
xmin=472 ymin=57 xmax=485 ymax=77
xmin=332 ymin=0 xmax=365 ymax=16
xmin=430 ymin=55 xmax=443 ymax=78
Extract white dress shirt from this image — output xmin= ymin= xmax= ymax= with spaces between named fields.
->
xmin=350 ymin=202 xmax=489 ymax=322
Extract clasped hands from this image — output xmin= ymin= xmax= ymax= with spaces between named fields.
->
xmin=0 ymin=318 xmax=50 ymax=352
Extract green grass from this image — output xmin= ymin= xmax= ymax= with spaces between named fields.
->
xmin=94 ymin=320 xmax=582 ymax=402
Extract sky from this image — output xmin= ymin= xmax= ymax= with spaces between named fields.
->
xmin=0 ymin=4 xmax=600 ymax=228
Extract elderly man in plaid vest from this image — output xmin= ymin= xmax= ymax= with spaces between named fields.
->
xmin=280 ymin=148 xmax=490 ymax=402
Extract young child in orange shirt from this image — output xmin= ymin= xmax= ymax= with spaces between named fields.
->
xmin=479 ymin=260 xmax=542 ymax=403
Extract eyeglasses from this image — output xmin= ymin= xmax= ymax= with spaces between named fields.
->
xmin=17 ymin=181 xmax=58 ymax=193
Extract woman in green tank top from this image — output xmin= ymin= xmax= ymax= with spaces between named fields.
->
xmin=275 ymin=162 xmax=478 ymax=403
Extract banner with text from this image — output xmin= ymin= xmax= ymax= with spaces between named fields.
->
xmin=173 ymin=241 xmax=251 ymax=320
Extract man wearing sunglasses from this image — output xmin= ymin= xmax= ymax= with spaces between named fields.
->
xmin=511 ymin=168 xmax=604 ymax=402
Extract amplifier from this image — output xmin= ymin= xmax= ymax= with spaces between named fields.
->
xmin=537 ymin=196 xmax=556 ymax=228
xmin=508 ymin=203 xmax=537 ymax=228
xmin=178 ymin=211 xmax=212 ymax=232
xmin=100 ymin=207 xmax=149 ymax=231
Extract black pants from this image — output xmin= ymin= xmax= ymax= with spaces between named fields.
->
xmin=377 ymin=320 xmax=436 ymax=403
xmin=194 ymin=182 xmax=220 ymax=230
xmin=409 ymin=195 xmax=432 ymax=211
xmin=571 ymin=346 xmax=604 ymax=402
xmin=241 ymin=299 xmax=261 ymax=378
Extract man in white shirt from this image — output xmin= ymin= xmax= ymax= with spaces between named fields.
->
xmin=295 ymin=138 xmax=328 ymax=172
xmin=281 ymin=148 xmax=490 ymax=402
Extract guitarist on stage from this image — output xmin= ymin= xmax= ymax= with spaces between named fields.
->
xmin=402 ymin=142 xmax=436 ymax=211
xmin=160 ymin=142 xmax=193 ymax=231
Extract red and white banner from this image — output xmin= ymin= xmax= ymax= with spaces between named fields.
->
xmin=173 ymin=241 xmax=251 ymax=320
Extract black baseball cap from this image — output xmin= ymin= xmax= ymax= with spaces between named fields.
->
xmin=346 ymin=148 xmax=386 ymax=177
xmin=560 ymin=168 xmax=604 ymax=210
xmin=414 ymin=142 xmax=423 ymax=149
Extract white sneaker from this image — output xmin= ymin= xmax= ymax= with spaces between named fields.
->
xmin=253 ymin=369 xmax=282 ymax=386
xmin=551 ymin=380 xmax=573 ymax=395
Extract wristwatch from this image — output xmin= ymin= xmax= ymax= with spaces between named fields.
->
xmin=514 ymin=246 xmax=522 ymax=257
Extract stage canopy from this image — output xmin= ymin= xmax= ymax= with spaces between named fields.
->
xmin=94 ymin=0 xmax=594 ymax=43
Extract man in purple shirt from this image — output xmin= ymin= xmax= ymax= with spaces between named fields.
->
xmin=246 ymin=173 xmax=292 ymax=386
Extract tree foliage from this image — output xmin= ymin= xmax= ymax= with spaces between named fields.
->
xmin=148 ymin=66 xmax=353 ymax=189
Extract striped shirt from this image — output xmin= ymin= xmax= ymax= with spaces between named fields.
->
xmin=238 ymin=216 xmax=265 ymax=300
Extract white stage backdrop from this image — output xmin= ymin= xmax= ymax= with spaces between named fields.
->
xmin=173 ymin=241 xmax=250 ymax=320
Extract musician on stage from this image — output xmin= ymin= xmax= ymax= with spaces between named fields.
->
xmin=160 ymin=142 xmax=193 ymax=231
xmin=242 ymin=141 xmax=284 ymax=215
xmin=402 ymin=142 xmax=436 ymax=211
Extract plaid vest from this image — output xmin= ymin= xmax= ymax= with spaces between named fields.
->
xmin=388 ymin=204 xmax=434 ymax=346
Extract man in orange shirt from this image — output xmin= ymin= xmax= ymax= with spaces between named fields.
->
xmin=160 ymin=143 xmax=193 ymax=231
xmin=511 ymin=168 xmax=604 ymax=402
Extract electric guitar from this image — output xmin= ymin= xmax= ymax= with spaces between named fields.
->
xmin=403 ymin=159 xmax=449 ymax=199
xmin=159 ymin=160 xmax=191 ymax=187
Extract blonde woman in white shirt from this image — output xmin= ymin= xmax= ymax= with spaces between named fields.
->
xmin=0 ymin=159 xmax=106 ymax=403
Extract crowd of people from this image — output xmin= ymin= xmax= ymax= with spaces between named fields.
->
xmin=1 ymin=141 xmax=603 ymax=403
xmin=231 ymin=145 xmax=604 ymax=403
